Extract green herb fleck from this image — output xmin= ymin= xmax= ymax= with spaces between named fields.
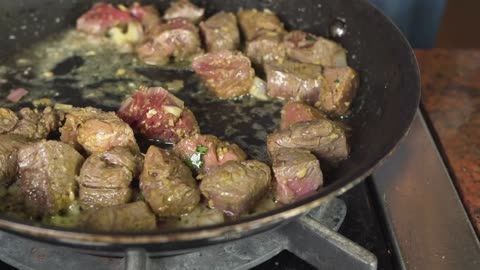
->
xmin=334 ymin=79 xmax=340 ymax=84
xmin=185 ymin=144 xmax=208 ymax=170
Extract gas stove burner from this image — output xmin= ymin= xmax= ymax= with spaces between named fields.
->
xmin=0 ymin=198 xmax=377 ymax=270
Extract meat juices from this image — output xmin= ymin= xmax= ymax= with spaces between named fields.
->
xmin=271 ymin=149 xmax=323 ymax=204
xmin=200 ymin=160 xmax=271 ymax=216
xmin=163 ymin=0 xmax=204 ymax=23
xmin=0 ymin=108 xmax=18 ymax=134
xmin=77 ymin=147 xmax=141 ymax=210
xmin=118 ymin=86 xmax=199 ymax=143
xmin=192 ymin=50 xmax=255 ymax=99
xmin=83 ymin=201 xmax=157 ymax=232
xmin=267 ymin=119 xmax=349 ymax=163
xmin=140 ymin=146 xmax=200 ymax=217
xmin=60 ymin=107 xmax=138 ymax=154
xmin=17 ymin=141 xmax=84 ymax=217
xmin=10 ymin=107 xmax=62 ymax=140
xmin=284 ymin=31 xmax=347 ymax=67
xmin=280 ymin=101 xmax=326 ymax=130
xmin=0 ymin=134 xmax=30 ymax=187
xmin=200 ymin=12 xmax=240 ymax=52
xmin=174 ymin=134 xmax=247 ymax=174
xmin=136 ymin=18 xmax=203 ymax=65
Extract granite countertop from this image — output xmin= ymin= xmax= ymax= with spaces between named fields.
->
xmin=415 ymin=49 xmax=480 ymax=235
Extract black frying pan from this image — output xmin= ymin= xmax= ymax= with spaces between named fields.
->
xmin=0 ymin=0 xmax=420 ymax=253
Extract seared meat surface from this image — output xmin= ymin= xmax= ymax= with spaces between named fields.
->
xmin=284 ymin=31 xmax=347 ymax=67
xmin=200 ymin=160 xmax=271 ymax=216
xmin=140 ymin=146 xmax=200 ymax=217
xmin=83 ymin=201 xmax=157 ymax=232
xmin=10 ymin=107 xmax=62 ymax=140
xmin=17 ymin=140 xmax=84 ymax=217
xmin=265 ymin=60 xmax=325 ymax=104
xmin=60 ymin=107 xmax=138 ymax=154
xmin=245 ymin=31 xmax=286 ymax=66
xmin=76 ymin=3 xmax=134 ymax=35
xmin=320 ymin=66 xmax=359 ymax=115
xmin=0 ymin=134 xmax=30 ymax=187
xmin=280 ymin=101 xmax=326 ymax=130
xmin=77 ymin=147 xmax=141 ymax=210
xmin=174 ymin=134 xmax=247 ymax=174
xmin=163 ymin=0 xmax=204 ymax=23
xmin=192 ymin=50 xmax=255 ymax=99
xmin=271 ymin=149 xmax=323 ymax=204
xmin=237 ymin=9 xmax=285 ymax=41
xmin=267 ymin=119 xmax=349 ymax=162
xmin=129 ymin=3 xmax=161 ymax=32
xmin=136 ymin=18 xmax=203 ymax=65
xmin=118 ymin=86 xmax=199 ymax=143
xmin=0 ymin=108 xmax=19 ymax=134
xmin=200 ymin=12 xmax=240 ymax=52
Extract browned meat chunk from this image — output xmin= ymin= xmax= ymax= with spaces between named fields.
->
xmin=0 ymin=134 xmax=30 ymax=187
xmin=60 ymin=107 xmax=138 ymax=154
xmin=267 ymin=120 xmax=349 ymax=162
xmin=140 ymin=146 xmax=200 ymax=217
xmin=10 ymin=107 xmax=62 ymax=140
xmin=17 ymin=140 xmax=84 ymax=217
xmin=192 ymin=50 xmax=255 ymax=99
xmin=174 ymin=134 xmax=247 ymax=174
xmin=129 ymin=3 xmax=162 ymax=32
xmin=319 ymin=66 xmax=359 ymax=115
xmin=284 ymin=31 xmax=347 ymax=67
xmin=0 ymin=108 xmax=18 ymax=134
xmin=117 ymin=86 xmax=199 ymax=143
xmin=200 ymin=12 xmax=240 ymax=52
xmin=245 ymin=31 xmax=286 ymax=66
xmin=136 ymin=18 xmax=202 ymax=65
xmin=76 ymin=3 xmax=134 ymax=35
xmin=280 ymin=101 xmax=326 ymax=130
xmin=77 ymin=147 xmax=141 ymax=210
xmin=271 ymin=149 xmax=323 ymax=204
xmin=83 ymin=201 xmax=157 ymax=232
xmin=200 ymin=160 xmax=271 ymax=216
xmin=163 ymin=0 xmax=204 ymax=23
xmin=265 ymin=61 xmax=325 ymax=104
xmin=237 ymin=9 xmax=285 ymax=41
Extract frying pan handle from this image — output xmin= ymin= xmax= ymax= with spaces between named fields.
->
xmin=124 ymin=249 xmax=149 ymax=270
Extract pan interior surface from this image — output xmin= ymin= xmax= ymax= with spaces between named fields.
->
xmin=0 ymin=0 xmax=419 ymax=249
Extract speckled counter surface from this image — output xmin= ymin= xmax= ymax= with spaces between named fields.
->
xmin=415 ymin=49 xmax=480 ymax=235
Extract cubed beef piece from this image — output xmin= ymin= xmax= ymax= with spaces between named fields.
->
xmin=192 ymin=50 xmax=255 ymax=99
xmin=319 ymin=66 xmax=359 ymax=115
xmin=265 ymin=60 xmax=325 ymax=104
xmin=174 ymin=134 xmax=247 ymax=174
xmin=60 ymin=107 xmax=138 ymax=154
xmin=200 ymin=160 xmax=271 ymax=216
xmin=0 ymin=108 xmax=18 ymax=134
xmin=118 ymin=86 xmax=199 ymax=143
xmin=10 ymin=107 xmax=62 ymax=140
xmin=0 ymin=134 xmax=30 ymax=187
xmin=136 ymin=18 xmax=203 ymax=65
xmin=284 ymin=31 xmax=347 ymax=67
xmin=200 ymin=12 xmax=240 ymax=52
xmin=237 ymin=9 xmax=285 ymax=41
xmin=77 ymin=3 xmax=134 ymax=35
xmin=271 ymin=148 xmax=323 ymax=204
xmin=140 ymin=146 xmax=200 ymax=217
xmin=83 ymin=201 xmax=157 ymax=232
xmin=77 ymin=147 xmax=140 ymax=210
xmin=245 ymin=31 xmax=286 ymax=66
xmin=280 ymin=101 xmax=326 ymax=130
xmin=79 ymin=187 xmax=132 ymax=210
xmin=17 ymin=140 xmax=84 ymax=217
xmin=129 ymin=3 xmax=161 ymax=32
xmin=163 ymin=0 xmax=204 ymax=23
xmin=267 ymin=119 xmax=349 ymax=162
